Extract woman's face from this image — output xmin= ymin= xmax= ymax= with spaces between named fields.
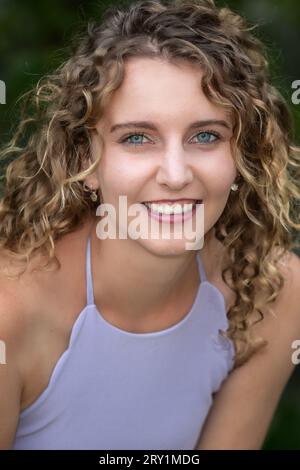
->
xmin=87 ymin=56 xmax=237 ymax=255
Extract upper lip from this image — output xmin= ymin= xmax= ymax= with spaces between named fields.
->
xmin=142 ymin=199 xmax=202 ymax=204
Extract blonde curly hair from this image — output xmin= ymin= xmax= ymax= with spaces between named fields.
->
xmin=0 ymin=0 xmax=299 ymax=367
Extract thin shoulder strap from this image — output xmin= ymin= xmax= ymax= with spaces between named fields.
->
xmin=197 ymin=251 xmax=207 ymax=283
xmin=85 ymin=229 xmax=95 ymax=305
xmin=86 ymin=231 xmax=206 ymax=302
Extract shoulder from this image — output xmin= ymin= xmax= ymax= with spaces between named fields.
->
xmin=0 ymin=263 xmax=33 ymax=338
xmin=253 ymin=249 xmax=300 ymax=338
xmin=0 ymin=217 xmax=90 ymax=360
xmin=247 ymin=249 xmax=300 ymax=382
xmin=0 ymin=262 xmax=41 ymax=375
xmin=231 ymin=248 xmax=300 ymax=379
xmin=0 ymin=214 xmax=93 ymax=350
xmin=0 ymin=241 xmax=62 ymax=393
xmin=0 ymin=232 xmax=79 ymax=448
xmin=248 ymin=249 xmax=300 ymax=379
xmin=0 ymin=273 xmax=37 ymax=448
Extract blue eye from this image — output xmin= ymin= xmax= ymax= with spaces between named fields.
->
xmin=194 ymin=131 xmax=219 ymax=144
xmin=122 ymin=134 xmax=147 ymax=145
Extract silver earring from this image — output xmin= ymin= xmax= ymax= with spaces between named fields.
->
xmin=83 ymin=182 xmax=99 ymax=202
xmin=230 ymin=183 xmax=239 ymax=191
xmin=90 ymin=189 xmax=98 ymax=202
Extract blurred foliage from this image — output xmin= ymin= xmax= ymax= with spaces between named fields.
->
xmin=0 ymin=0 xmax=299 ymax=449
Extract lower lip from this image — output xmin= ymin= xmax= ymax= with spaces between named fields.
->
xmin=142 ymin=201 xmax=202 ymax=224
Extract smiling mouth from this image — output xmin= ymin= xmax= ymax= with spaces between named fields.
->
xmin=141 ymin=199 xmax=203 ymax=216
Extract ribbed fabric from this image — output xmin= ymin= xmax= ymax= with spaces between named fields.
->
xmin=13 ymin=231 xmax=235 ymax=450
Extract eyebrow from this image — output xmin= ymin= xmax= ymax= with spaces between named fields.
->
xmin=110 ymin=119 xmax=232 ymax=133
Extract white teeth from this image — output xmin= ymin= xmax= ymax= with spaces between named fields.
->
xmin=144 ymin=202 xmax=195 ymax=215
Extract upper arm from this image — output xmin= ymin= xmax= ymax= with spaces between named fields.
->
xmin=0 ymin=296 xmax=26 ymax=449
xmin=195 ymin=251 xmax=300 ymax=450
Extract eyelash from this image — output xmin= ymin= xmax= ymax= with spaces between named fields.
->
xmin=119 ymin=130 xmax=222 ymax=146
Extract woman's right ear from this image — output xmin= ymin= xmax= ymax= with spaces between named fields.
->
xmin=81 ymin=155 xmax=92 ymax=173
xmin=81 ymin=129 xmax=103 ymax=176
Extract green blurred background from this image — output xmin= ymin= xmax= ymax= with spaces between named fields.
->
xmin=0 ymin=0 xmax=299 ymax=449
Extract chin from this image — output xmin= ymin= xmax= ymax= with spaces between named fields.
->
xmin=134 ymin=237 xmax=203 ymax=257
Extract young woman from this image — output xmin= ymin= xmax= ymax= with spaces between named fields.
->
xmin=0 ymin=0 xmax=300 ymax=450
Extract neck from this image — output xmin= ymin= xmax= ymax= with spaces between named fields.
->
xmin=89 ymin=217 xmax=203 ymax=333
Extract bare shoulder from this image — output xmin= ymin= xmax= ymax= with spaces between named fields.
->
xmin=196 ymin=249 xmax=300 ymax=450
xmin=0 ymin=268 xmax=37 ymax=449
xmin=0 ymin=256 xmax=40 ymax=357
xmin=0 ymin=216 xmax=92 ymax=449
xmin=0 ymin=249 xmax=51 ymax=348
xmin=254 ymin=249 xmax=300 ymax=336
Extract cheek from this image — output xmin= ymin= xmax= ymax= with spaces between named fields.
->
xmin=199 ymin=147 xmax=236 ymax=196
xmin=97 ymin=153 xmax=149 ymax=198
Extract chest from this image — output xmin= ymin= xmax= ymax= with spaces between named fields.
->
xmin=15 ymin=298 xmax=233 ymax=450
xmin=19 ymin=233 xmax=235 ymax=413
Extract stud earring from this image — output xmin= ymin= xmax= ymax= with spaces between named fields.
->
xmin=230 ymin=183 xmax=239 ymax=191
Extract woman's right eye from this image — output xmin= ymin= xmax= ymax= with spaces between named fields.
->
xmin=120 ymin=133 xmax=150 ymax=146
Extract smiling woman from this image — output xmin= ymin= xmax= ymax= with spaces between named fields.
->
xmin=85 ymin=56 xmax=236 ymax=258
xmin=0 ymin=0 xmax=300 ymax=451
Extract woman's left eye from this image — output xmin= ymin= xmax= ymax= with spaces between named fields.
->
xmin=192 ymin=131 xmax=220 ymax=144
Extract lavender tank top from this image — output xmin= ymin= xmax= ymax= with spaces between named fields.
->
xmin=13 ymin=231 xmax=235 ymax=450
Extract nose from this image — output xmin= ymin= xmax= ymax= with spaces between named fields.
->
xmin=156 ymin=146 xmax=193 ymax=190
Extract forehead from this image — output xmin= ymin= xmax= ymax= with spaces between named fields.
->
xmin=99 ymin=57 xmax=231 ymax=129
